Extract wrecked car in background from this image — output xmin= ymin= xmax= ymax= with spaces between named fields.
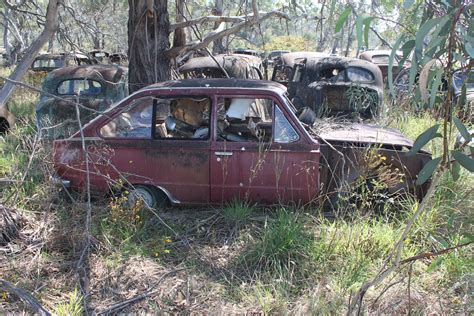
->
xmin=233 ymin=49 xmax=260 ymax=56
xmin=271 ymin=51 xmax=328 ymax=85
xmin=359 ymin=50 xmax=409 ymax=82
xmin=288 ymin=56 xmax=384 ymax=119
xmin=36 ymin=65 xmax=128 ymax=138
xmin=89 ymin=50 xmax=110 ymax=64
xmin=394 ymin=66 xmax=473 ymax=120
xmin=109 ymin=53 xmax=128 ymax=65
xmin=453 ymin=69 xmax=474 ymax=121
xmin=31 ymin=52 xmax=95 ymax=73
xmin=179 ymin=54 xmax=264 ymax=79
xmin=53 ymin=79 xmax=431 ymax=210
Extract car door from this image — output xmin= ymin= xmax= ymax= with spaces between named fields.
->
xmin=97 ymin=93 xmax=212 ymax=204
xmin=210 ymin=95 xmax=320 ymax=205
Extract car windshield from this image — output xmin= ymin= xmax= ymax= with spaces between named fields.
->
xmin=347 ymin=67 xmax=374 ymax=83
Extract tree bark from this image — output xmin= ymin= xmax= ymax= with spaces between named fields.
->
xmin=0 ymin=0 xmax=61 ymax=133
xmin=172 ymin=0 xmax=186 ymax=48
xmin=128 ymin=0 xmax=170 ymax=93
xmin=212 ymin=0 xmax=225 ymax=54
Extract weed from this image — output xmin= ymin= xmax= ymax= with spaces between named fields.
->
xmin=240 ymin=208 xmax=313 ymax=275
xmin=54 ymin=288 xmax=83 ymax=316
xmin=220 ymin=199 xmax=256 ymax=226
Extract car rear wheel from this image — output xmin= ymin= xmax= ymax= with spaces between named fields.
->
xmin=127 ymin=185 xmax=166 ymax=209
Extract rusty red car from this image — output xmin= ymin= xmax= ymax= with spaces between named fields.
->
xmin=53 ymin=79 xmax=431 ymax=209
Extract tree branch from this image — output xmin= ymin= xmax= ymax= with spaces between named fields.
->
xmin=0 ymin=279 xmax=51 ymax=316
xmin=167 ymin=10 xmax=290 ymax=57
xmin=170 ymin=15 xmax=245 ymax=31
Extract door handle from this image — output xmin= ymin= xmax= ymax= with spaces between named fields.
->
xmin=215 ymin=151 xmax=233 ymax=156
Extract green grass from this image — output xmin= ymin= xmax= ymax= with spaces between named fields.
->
xmin=220 ymin=199 xmax=257 ymax=226
xmin=53 ymin=288 xmax=83 ymax=316
xmin=239 ymin=208 xmax=314 ymax=274
xmin=1 ymin=91 xmax=472 ymax=313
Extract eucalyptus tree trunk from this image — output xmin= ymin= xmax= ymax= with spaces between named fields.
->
xmin=172 ymin=0 xmax=186 ymax=48
xmin=0 ymin=0 xmax=61 ymax=133
xmin=128 ymin=0 xmax=171 ymax=93
xmin=212 ymin=0 xmax=225 ymax=54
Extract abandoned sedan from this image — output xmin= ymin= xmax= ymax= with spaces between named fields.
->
xmin=358 ymin=50 xmax=409 ymax=82
xmin=179 ymin=54 xmax=264 ymax=79
xmin=288 ymin=56 xmax=384 ymax=119
xmin=53 ymin=79 xmax=431 ymax=209
xmin=36 ymin=65 xmax=128 ymax=138
xmin=271 ymin=51 xmax=328 ymax=85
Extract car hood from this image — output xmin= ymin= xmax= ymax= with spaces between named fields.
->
xmin=311 ymin=121 xmax=415 ymax=148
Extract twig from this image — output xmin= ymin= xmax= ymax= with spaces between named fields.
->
xmin=347 ymin=170 xmax=443 ymax=314
xmin=74 ymin=99 xmax=92 ymax=314
xmin=407 ymin=263 xmax=413 ymax=316
xmin=399 ymin=240 xmax=473 ymax=265
xmin=96 ymin=268 xmax=186 ymax=315
xmin=0 ymin=279 xmax=51 ymax=316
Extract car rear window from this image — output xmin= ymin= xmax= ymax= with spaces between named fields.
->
xmin=371 ymin=55 xmax=390 ymax=63
xmin=33 ymin=58 xmax=64 ymax=69
xmin=57 ymin=79 xmax=103 ymax=95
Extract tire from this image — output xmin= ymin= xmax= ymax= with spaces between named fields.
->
xmin=127 ymin=185 xmax=166 ymax=209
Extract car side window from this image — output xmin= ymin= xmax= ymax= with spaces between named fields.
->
xmin=217 ymin=97 xmax=273 ymax=142
xmin=100 ymin=96 xmax=211 ymax=139
xmin=100 ymin=96 xmax=154 ymax=138
xmin=154 ymin=97 xmax=210 ymax=139
xmin=274 ymin=106 xmax=299 ymax=143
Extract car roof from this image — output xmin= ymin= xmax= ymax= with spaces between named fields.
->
xmin=143 ymin=78 xmax=287 ymax=94
xmin=280 ymin=51 xmax=329 ymax=67
xmin=47 ymin=64 xmax=128 ymax=82
xmin=303 ymin=56 xmax=384 ymax=87
xmin=179 ymin=54 xmax=262 ymax=72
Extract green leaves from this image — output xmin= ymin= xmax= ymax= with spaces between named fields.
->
xmin=416 ymin=157 xmax=441 ymax=185
xmin=388 ymin=37 xmax=403 ymax=98
xmin=356 ymin=16 xmax=373 ymax=49
xmin=453 ymin=117 xmax=472 ymax=143
xmin=452 ymin=151 xmax=474 ymax=172
xmin=429 ymin=68 xmax=444 ymax=108
xmin=335 ymin=5 xmax=352 ymax=33
xmin=465 ymin=42 xmax=474 ymax=58
xmin=408 ymin=124 xmax=441 ymax=155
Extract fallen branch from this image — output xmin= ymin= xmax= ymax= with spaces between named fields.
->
xmin=0 ymin=279 xmax=51 ymax=316
xmin=96 ymin=268 xmax=186 ymax=315
xmin=399 ymin=240 xmax=473 ymax=265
